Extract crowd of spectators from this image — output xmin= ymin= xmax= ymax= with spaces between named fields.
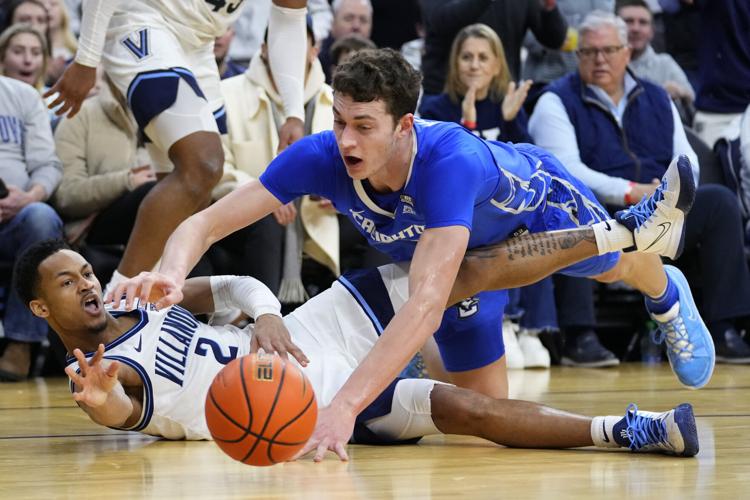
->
xmin=1 ymin=0 xmax=749 ymax=381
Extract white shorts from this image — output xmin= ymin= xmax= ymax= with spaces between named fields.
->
xmin=102 ymin=4 xmax=225 ymax=147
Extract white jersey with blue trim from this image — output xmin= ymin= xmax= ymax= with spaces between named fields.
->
xmin=138 ymin=0 xmax=244 ymax=45
xmin=66 ymin=265 xmax=410 ymax=440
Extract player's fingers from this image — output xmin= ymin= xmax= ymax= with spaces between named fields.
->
xmin=67 ymin=101 xmax=82 ymax=119
xmin=54 ymin=99 xmax=73 ymax=117
xmin=249 ymin=334 xmax=260 ymax=353
xmin=42 ymin=84 xmax=58 ymax=99
xmin=288 ymin=344 xmax=309 ymax=366
xmin=47 ymin=91 xmax=66 ymax=109
xmin=138 ymin=278 xmax=155 ymax=307
xmin=313 ymin=442 xmax=328 ymax=462
xmin=154 ymin=289 xmax=181 ymax=311
xmin=333 ymin=442 xmax=349 ymax=461
xmin=64 ymin=366 xmax=82 ymax=385
xmin=108 ymin=282 xmax=126 ymax=307
xmin=72 ymin=349 xmax=88 ymax=376
xmin=90 ymin=344 xmax=105 ymax=365
xmin=105 ymin=360 xmax=120 ymax=378
xmin=291 ymin=440 xmax=316 ymax=461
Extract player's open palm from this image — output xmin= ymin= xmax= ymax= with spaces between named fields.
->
xmin=65 ymin=345 xmax=120 ymax=408
xmin=501 ymin=79 xmax=533 ymax=121
xmin=106 ymin=271 xmax=184 ymax=311
xmin=294 ymin=404 xmax=354 ymax=462
xmin=251 ymin=314 xmax=310 ymax=367
xmin=44 ymin=62 xmax=97 ymax=118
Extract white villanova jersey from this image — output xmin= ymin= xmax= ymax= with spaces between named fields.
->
xmin=67 ymin=264 xmax=410 ymax=440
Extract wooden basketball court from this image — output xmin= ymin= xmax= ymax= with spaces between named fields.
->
xmin=1 ymin=363 xmax=748 ymax=499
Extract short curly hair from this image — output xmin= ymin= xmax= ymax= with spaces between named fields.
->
xmin=13 ymin=239 xmax=70 ymax=306
xmin=332 ymin=48 xmax=422 ymax=122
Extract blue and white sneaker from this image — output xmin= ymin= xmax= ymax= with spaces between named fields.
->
xmin=615 ymin=155 xmax=696 ymax=260
xmin=650 ymin=266 xmax=715 ymax=389
xmin=621 ymin=403 xmax=699 ymax=457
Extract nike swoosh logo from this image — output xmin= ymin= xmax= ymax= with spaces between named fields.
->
xmin=134 ymin=335 xmax=143 ymax=353
xmin=644 ymin=222 xmax=671 ymax=252
xmin=604 ymin=220 xmax=612 ymax=231
xmin=602 ymin=421 xmax=610 ymax=443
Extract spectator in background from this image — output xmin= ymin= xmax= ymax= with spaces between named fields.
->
xmin=0 ymin=23 xmax=47 ymax=92
xmin=214 ymin=27 xmax=247 ymax=80
xmin=419 ymin=23 xmax=552 ymax=369
xmin=419 ymin=23 xmax=532 ymax=143
xmin=52 ymin=75 xmax=156 ymax=272
xmin=42 ymin=0 xmax=77 ymax=85
xmin=217 ymin=16 xmax=340 ymax=300
xmin=2 ymin=0 xmax=49 ymax=38
xmin=529 ymin=10 xmax=750 ymax=363
xmin=319 ymin=0 xmax=373 ymax=82
xmin=329 ymin=34 xmax=376 ymax=77
xmin=419 ymin=0 xmax=568 ymax=96
xmin=0 ymin=75 xmax=62 ymax=381
xmin=617 ymin=0 xmax=694 ymax=119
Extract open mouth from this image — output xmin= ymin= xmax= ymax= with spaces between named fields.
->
xmin=82 ymin=295 xmax=102 ymax=315
xmin=344 ymin=155 xmax=363 ymax=167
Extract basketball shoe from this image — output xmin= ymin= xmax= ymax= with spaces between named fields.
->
xmin=517 ymin=329 xmax=551 ymax=368
xmin=649 ymin=266 xmax=715 ymax=389
xmin=615 ymin=155 xmax=696 ymax=260
xmin=502 ymin=320 xmax=525 ymax=369
xmin=617 ymin=403 xmax=699 ymax=457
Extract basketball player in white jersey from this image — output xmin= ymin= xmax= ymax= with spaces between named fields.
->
xmin=44 ymin=0 xmax=308 ymax=290
xmin=16 ymin=240 xmax=699 ymax=458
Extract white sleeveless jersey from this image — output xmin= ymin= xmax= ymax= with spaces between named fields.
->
xmin=67 ymin=264 xmax=410 ymax=440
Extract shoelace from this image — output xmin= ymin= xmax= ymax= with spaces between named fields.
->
xmin=651 ymin=315 xmax=694 ymax=360
xmin=619 ymin=180 xmax=667 ymax=229
xmin=625 ymin=403 xmax=669 ymax=451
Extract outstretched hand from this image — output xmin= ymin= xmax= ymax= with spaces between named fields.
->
xmin=105 ymin=271 xmax=184 ymax=311
xmin=292 ymin=403 xmax=355 ymax=462
xmin=251 ymin=314 xmax=310 ymax=367
xmin=44 ymin=62 xmax=97 ymax=118
xmin=65 ymin=344 xmax=120 ymax=408
xmin=501 ymin=80 xmax=533 ymax=121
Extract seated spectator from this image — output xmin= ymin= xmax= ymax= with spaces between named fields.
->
xmin=617 ymin=0 xmax=694 ymax=121
xmin=215 ymin=27 xmax=247 ymax=80
xmin=529 ymin=10 xmax=750 ymax=363
xmin=51 ymin=75 xmax=156 ymax=263
xmin=0 ymin=75 xmax=63 ymax=381
xmin=42 ymin=0 xmax=76 ymax=85
xmin=2 ymin=0 xmax=49 ymax=38
xmin=0 ymin=23 xmax=47 ymax=92
xmin=217 ymin=16 xmax=340 ymax=300
xmin=329 ymin=34 xmax=376 ymax=77
xmin=419 ymin=23 xmax=532 ymax=143
xmin=319 ymin=0 xmax=373 ymax=82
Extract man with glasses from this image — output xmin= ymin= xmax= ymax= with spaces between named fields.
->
xmin=529 ymin=10 xmax=750 ymax=364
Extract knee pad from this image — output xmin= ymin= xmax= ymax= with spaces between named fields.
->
xmin=364 ymin=379 xmax=447 ymax=441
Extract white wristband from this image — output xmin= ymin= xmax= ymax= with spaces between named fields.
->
xmin=210 ymin=276 xmax=282 ymax=319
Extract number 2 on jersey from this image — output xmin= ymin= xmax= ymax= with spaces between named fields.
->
xmin=195 ymin=338 xmax=239 ymax=364
xmin=204 ymin=0 xmax=244 ymax=13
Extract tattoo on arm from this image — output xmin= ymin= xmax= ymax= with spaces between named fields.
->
xmin=466 ymin=229 xmax=597 ymax=261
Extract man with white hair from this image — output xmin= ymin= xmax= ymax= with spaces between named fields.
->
xmin=318 ymin=0 xmax=374 ymax=82
xmin=530 ymin=10 xmax=750 ymax=363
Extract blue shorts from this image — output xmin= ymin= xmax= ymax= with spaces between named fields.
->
xmin=351 ymin=377 xmax=422 ymax=445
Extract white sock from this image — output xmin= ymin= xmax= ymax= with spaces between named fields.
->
xmin=591 ymin=220 xmax=635 ymax=255
xmin=591 ymin=416 xmax=623 ymax=448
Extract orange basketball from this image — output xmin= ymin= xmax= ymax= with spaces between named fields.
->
xmin=205 ymin=353 xmax=317 ymax=466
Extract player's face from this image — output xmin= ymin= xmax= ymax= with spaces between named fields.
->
xmin=31 ymin=250 xmax=107 ymax=333
xmin=577 ymin=26 xmax=631 ymax=96
xmin=12 ymin=2 xmax=49 ymax=34
xmin=332 ymin=94 xmax=407 ymax=182
xmin=619 ymin=6 xmax=653 ymax=53
xmin=2 ymin=33 xmax=44 ymax=87
xmin=457 ymin=36 xmax=500 ymax=96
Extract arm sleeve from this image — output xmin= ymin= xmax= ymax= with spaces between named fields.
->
xmin=259 ymin=134 xmax=336 ymax=204
xmin=24 ymin=90 xmax=62 ymax=198
xmin=52 ymin=111 xmax=131 ymax=218
xmin=417 ymin=140 xmax=486 ymax=230
xmin=210 ymin=275 xmax=282 ymax=319
xmin=75 ymin=0 xmax=121 ymax=67
xmin=267 ymin=4 xmax=308 ymax=121
xmin=424 ymin=0 xmax=492 ymax=35
xmin=670 ymin=100 xmax=700 ymax=185
xmin=529 ymin=92 xmax=630 ymax=205
xmin=528 ymin=2 xmax=568 ymax=51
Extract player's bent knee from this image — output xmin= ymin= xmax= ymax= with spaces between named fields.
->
xmin=364 ymin=379 xmax=446 ymax=441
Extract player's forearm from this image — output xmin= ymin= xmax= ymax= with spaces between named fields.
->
xmin=75 ymin=0 xmax=121 ymax=67
xmin=268 ymin=3 xmax=307 ymax=120
xmin=158 ymin=213 xmax=216 ymax=284
xmin=79 ymin=383 xmax=134 ymax=428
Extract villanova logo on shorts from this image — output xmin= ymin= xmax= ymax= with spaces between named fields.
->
xmin=121 ymin=28 xmax=151 ymax=61
xmin=457 ymin=297 xmax=479 ymax=318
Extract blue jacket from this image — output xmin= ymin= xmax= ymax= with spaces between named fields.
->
xmin=546 ymin=70 xmax=673 ymax=183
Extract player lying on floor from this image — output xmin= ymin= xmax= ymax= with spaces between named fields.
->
xmin=16 ymin=240 xmax=699 ymax=459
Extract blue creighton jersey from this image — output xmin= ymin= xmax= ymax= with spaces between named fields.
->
xmin=260 ymin=119 xmax=550 ymax=260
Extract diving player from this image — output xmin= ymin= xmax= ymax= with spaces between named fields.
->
xmin=45 ymin=0 xmax=309 ymax=290
xmin=16 ymin=240 xmax=699 ymax=457
xmin=108 ymin=49 xmax=714 ymax=461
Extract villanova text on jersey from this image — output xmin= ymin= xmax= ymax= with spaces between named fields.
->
xmin=154 ymin=306 xmax=200 ymax=387
xmin=0 ymin=115 xmax=24 ymax=145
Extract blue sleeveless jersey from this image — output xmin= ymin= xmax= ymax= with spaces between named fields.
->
xmin=260 ymin=119 xmax=550 ymax=261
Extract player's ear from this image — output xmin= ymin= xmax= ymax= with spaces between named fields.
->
xmin=395 ymin=113 xmax=414 ymax=137
xmin=29 ymin=299 xmax=50 ymax=318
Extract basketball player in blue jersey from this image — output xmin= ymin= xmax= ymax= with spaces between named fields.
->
xmin=109 ymin=49 xmax=714 ymax=462
xmin=16 ymin=240 xmax=699 ymax=457
xmin=44 ymin=0 xmax=309 ymax=293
